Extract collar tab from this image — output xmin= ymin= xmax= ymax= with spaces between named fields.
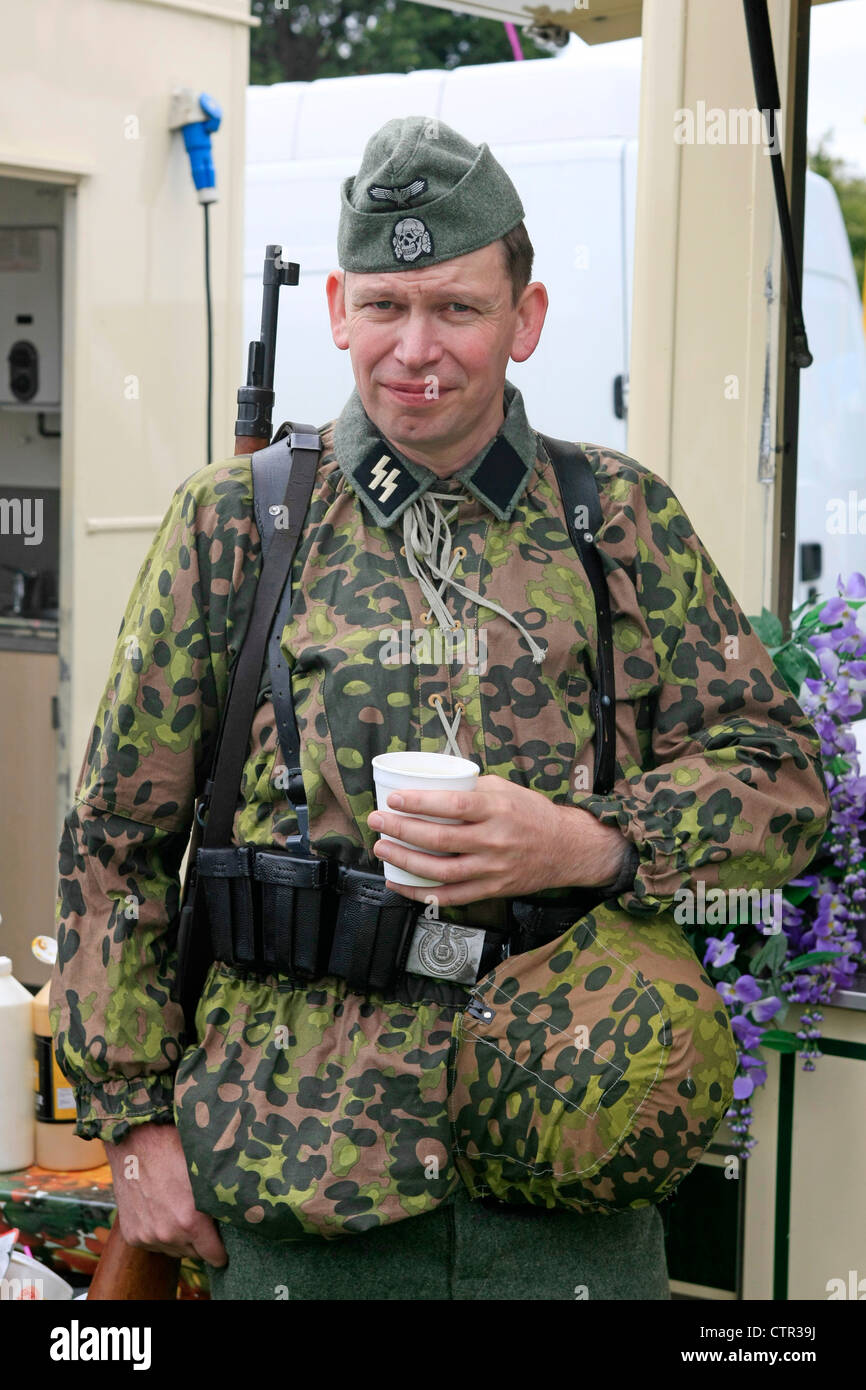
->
xmin=458 ymin=434 xmax=531 ymax=520
xmin=351 ymin=442 xmax=421 ymax=525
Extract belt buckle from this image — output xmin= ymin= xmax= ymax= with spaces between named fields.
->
xmin=405 ymin=913 xmax=486 ymax=986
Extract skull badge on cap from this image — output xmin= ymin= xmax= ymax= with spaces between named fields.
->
xmin=392 ymin=217 xmax=433 ymax=263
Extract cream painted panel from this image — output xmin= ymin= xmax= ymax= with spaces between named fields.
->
xmin=0 ymin=0 xmax=248 ymax=803
xmin=629 ymin=0 xmax=791 ymax=616
xmin=788 ymin=1014 xmax=866 ymax=1300
xmin=0 ymin=649 xmax=59 ymax=988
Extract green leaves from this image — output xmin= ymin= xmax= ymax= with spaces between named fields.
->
xmin=782 ymin=882 xmax=814 ymax=906
xmin=750 ymin=607 xmax=785 ymax=648
xmin=749 ymin=930 xmax=788 ymax=977
xmin=748 ymin=605 xmax=822 ymax=697
xmin=758 ymin=1029 xmax=800 ymax=1053
xmin=825 ymin=754 xmax=854 ymax=776
xmin=786 ymin=950 xmax=845 ymax=970
xmin=773 ymin=645 xmax=821 ymax=697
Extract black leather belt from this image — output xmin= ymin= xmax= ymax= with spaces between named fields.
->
xmin=194 ymin=841 xmax=606 ymax=1000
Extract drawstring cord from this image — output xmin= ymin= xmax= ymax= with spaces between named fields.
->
xmin=433 ymin=695 xmax=463 ymax=758
xmin=402 ymin=488 xmax=547 ymax=756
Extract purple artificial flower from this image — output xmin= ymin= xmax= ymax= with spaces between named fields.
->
xmin=839 ymin=572 xmax=866 ymax=598
xmin=820 ymin=597 xmax=850 ymax=625
xmin=704 ymin=931 xmax=737 ymax=968
xmin=740 ymin=1058 xmax=768 ymax=1088
xmin=812 ymin=893 xmax=834 ymax=942
xmin=817 ymin=647 xmax=839 ymax=679
xmin=729 ymin=974 xmax=762 ymax=1004
xmin=827 ymin=688 xmax=863 ymax=720
xmin=731 ymin=571 xmax=866 ymax=1156
xmin=751 ymin=994 xmax=784 ymax=1023
xmin=731 ymin=1014 xmax=765 ymax=1049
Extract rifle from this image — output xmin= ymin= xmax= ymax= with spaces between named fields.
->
xmin=235 ymin=245 xmax=300 ymax=452
xmin=89 ymin=245 xmax=299 ymax=1301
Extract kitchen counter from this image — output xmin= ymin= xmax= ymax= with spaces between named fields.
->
xmin=0 ymin=614 xmax=58 ymax=652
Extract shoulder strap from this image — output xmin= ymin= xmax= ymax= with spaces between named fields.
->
xmin=200 ymin=426 xmax=321 ymax=849
xmin=251 ymin=424 xmax=321 ymax=850
xmin=539 ymin=434 xmax=616 ymax=796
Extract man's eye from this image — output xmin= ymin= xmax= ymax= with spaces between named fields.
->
xmin=372 ymin=300 xmax=394 ymax=310
xmin=447 ymin=303 xmax=472 ymax=313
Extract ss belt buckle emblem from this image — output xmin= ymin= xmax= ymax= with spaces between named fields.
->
xmin=407 ymin=916 xmax=485 ymax=986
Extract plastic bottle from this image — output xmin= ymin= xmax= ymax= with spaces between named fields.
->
xmin=0 ymin=956 xmax=36 ymax=1171
xmin=33 ymin=979 xmax=105 ymax=1171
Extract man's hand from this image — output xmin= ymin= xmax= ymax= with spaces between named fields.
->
xmin=367 ymin=775 xmax=630 ymax=906
xmin=105 ymin=1121 xmax=227 ymax=1268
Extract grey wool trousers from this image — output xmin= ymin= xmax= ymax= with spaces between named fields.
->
xmin=208 ymin=1184 xmax=671 ymax=1301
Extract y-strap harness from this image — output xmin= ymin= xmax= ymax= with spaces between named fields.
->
xmin=173 ymin=426 xmax=622 ymax=1028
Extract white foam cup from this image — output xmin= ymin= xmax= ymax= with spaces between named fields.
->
xmin=371 ymin=751 xmax=480 ymax=887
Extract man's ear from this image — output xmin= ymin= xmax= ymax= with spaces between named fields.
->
xmin=326 ymin=270 xmax=349 ymax=350
xmin=509 ymin=281 xmax=548 ymax=365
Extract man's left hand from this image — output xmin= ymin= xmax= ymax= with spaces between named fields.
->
xmin=367 ymin=775 xmax=629 ymax=906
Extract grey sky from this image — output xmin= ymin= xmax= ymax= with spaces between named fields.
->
xmin=560 ymin=0 xmax=866 ymax=179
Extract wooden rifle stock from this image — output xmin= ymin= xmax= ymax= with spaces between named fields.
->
xmin=235 ymin=433 xmax=269 ymax=453
xmin=88 ymin=1220 xmax=180 ymax=1301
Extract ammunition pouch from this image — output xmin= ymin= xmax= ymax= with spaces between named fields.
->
xmin=193 ymin=842 xmax=606 ymax=999
xmin=327 ymin=866 xmax=418 ymax=992
xmin=198 ymin=844 xmax=336 ymax=981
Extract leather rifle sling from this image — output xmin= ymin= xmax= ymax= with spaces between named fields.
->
xmin=173 ymin=426 xmax=320 ymax=1030
xmin=252 ymin=432 xmax=316 ymax=851
xmin=203 ymin=427 xmax=321 ymax=847
xmin=540 ymin=434 xmax=616 ymax=795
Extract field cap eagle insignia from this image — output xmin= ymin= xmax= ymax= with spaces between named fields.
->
xmin=367 ymin=177 xmax=428 ymax=209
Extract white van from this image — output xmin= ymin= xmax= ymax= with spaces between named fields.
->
xmin=244 ymin=57 xmax=866 ymax=612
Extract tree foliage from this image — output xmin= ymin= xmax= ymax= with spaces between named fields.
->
xmin=809 ymin=131 xmax=866 ymax=296
xmin=250 ymin=0 xmax=551 ymax=83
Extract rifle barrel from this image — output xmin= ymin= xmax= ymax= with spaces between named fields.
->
xmin=235 ymin=244 xmax=299 ymax=452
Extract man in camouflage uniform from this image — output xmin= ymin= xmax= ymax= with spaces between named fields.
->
xmin=52 ymin=118 xmax=829 ymax=1300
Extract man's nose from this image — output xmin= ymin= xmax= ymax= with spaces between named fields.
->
xmin=393 ymin=312 xmax=442 ymax=371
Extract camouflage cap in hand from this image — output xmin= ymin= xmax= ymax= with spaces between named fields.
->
xmin=337 ymin=116 xmax=525 ymax=273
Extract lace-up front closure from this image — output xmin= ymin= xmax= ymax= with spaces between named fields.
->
xmin=402 ymin=486 xmax=547 ymax=756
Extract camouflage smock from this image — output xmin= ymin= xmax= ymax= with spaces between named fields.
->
xmin=51 ymin=380 xmax=830 ymax=1239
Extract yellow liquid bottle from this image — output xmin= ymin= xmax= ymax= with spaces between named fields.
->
xmin=33 ymin=980 xmax=105 ymax=1171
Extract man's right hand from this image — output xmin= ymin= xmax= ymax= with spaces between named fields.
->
xmin=105 ymin=1120 xmax=228 ymax=1267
